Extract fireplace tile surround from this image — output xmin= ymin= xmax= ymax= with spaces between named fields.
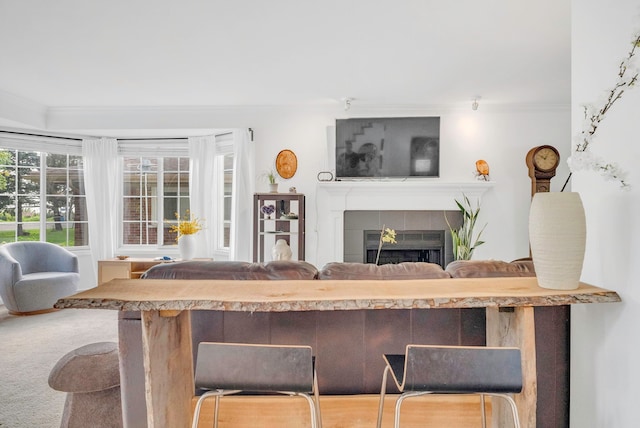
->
xmin=344 ymin=210 xmax=458 ymax=266
xmin=315 ymin=180 xmax=494 ymax=267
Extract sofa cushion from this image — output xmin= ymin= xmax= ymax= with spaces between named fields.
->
xmin=446 ymin=259 xmax=536 ymax=278
xmin=318 ymin=262 xmax=451 ymax=280
xmin=141 ymin=260 xmax=318 ymax=280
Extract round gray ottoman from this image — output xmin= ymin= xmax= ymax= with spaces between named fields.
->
xmin=48 ymin=342 xmax=123 ymax=428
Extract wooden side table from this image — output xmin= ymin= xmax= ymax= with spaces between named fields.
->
xmin=97 ymin=258 xmax=165 ymax=285
xmin=98 ymin=258 xmax=213 ymax=285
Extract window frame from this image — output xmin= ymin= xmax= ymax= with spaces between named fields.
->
xmin=116 ymin=134 xmax=236 ymax=258
xmin=0 ymin=140 xmax=88 ymax=248
xmin=214 ymin=139 xmax=234 ymax=255
xmin=119 ymin=155 xmax=191 ymax=250
xmin=0 ymin=130 xmax=238 ymax=257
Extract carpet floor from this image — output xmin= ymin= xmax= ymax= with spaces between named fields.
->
xmin=0 ymin=305 xmax=119 ymax=428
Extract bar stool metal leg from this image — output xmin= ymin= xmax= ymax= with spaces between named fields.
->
xmin=213 ymin=394 xmax=220 ymax=428
xmin=191 ymin=390 xmax=240 ymax=428
xmin=377 ymin=345 xmax=523 ymax=428
xmin=191 ymin=343 xmax=320 ymax=428
xmin=394 ymin=391 xmax=430 ymax=428
xmin=376 ymin=365 xmax=391 ymax=428
xmin=490 ymin=393 xmax=521 ymax=428
xmin=313 ymin=369 xmax=323 ymax=428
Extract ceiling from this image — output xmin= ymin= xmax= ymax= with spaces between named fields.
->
xmin=0 ymin=0 xmax=570 ymax=116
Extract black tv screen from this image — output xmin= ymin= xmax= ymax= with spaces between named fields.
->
xmin=335 ymin=117 xmax=440 ymax=179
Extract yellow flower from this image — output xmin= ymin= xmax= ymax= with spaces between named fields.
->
xmin=375 ymin=225 xmax=397 ymax=265
xmin=169 ymin=210 xmax=203 ymax=240
xmin=381 ymin=227 xmax=397 ymax=244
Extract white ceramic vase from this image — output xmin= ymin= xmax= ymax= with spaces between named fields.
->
xmin=272 ymin=239 xmax=293 ymax=261
xmin=178 ymin=234 xmax=196 ymax=261
xmin=528 ymin=192 xmax=586 ymax=290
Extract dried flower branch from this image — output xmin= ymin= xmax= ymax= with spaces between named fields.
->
xmin=567 ymin=32 xmax=640 ymax=189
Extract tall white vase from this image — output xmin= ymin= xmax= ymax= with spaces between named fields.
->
xmin=178 ymin=234 xmax=196 ymax=261
xmin=528 ymin=192 xmax=586 ymax=290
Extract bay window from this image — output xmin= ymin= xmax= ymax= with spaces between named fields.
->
xmin=0 ymin=145 xmax=87 ymax=247
xmin=118 ymin=135 xmax=235 ymax=254
xmin=1 ymin=129 xmax=248 ymax=259
xmin=121 ymin=156 xmax=191 ymax=246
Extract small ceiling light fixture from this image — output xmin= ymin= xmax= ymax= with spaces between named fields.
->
xmin=341 ymin=97 xmax=354 ymax=111
xmin=471 ymin=96 xmax=481 ymax=111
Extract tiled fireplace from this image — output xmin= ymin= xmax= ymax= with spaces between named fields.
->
xmin=315 ymin=180 xmax=493 ymax=267
xmin=345 ymin=210 xmax=456 ymax=267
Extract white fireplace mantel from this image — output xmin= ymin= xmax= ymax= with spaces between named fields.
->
xmin=315 ymin=180 xmax=494 ymax=266
xmin=317 ymin=180 xmax=494 ymax=211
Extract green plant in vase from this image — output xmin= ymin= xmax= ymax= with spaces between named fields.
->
xmin=261 ymin=169 xmax=279 ymax=192
xmin=265 ymin=170 xmax=277 ymax=185
xmin=445 ymin=194 xmax=487 ymax=261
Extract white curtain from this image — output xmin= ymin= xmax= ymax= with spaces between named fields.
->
xmin=188 ymin=130 xmax=253 ymax=260
xmin=82 ymin=138 xmax=121 ymax=282
xmin=188 ymin=135 xmax=217 ymax=258
xmin=230 ymin=129 xmax=254 ymax=261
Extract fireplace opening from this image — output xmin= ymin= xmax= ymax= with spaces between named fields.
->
xmin=364 ymin=230 xmax=445 ymax=267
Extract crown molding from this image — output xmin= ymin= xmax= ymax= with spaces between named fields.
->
xmin=1 ymin=94 xmax=570 ymax=132
xmin=0 ymin=90 xmax=47 ymax=128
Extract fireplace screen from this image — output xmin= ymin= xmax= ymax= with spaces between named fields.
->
xmin=364 ymin=230 xmax=445 ymax=267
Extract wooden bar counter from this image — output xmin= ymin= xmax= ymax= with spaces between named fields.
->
xmin=56 ymin=277 xmax=620 ymax=428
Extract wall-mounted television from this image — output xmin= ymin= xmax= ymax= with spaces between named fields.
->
xmin=335 ymin=116 xmax=440 ymax=179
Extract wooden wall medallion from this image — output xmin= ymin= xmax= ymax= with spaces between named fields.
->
xmin=276 ymin=149 xmax=298 ymax=179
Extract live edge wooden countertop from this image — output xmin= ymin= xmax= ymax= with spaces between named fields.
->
xmin=54 ymin=277 xmax=621 ymax=428
xmin=55 ymin=277 xmax=621 ymax=312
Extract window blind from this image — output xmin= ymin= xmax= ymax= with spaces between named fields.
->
xmin=0 ymin=131 xmax=83 ymax=155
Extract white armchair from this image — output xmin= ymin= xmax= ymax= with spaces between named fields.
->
xmin=0 ymin=242 xmax=80 ymax=315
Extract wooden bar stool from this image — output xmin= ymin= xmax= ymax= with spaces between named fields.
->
xmin=376 ymin=345 xmax=522 ymax=428
xmin=191 ymin=342 xmax=321 ymax=428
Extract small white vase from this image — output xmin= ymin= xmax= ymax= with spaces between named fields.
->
xmin=178 ymin=234 xmax=196 ymax=260
xmin=269 ymin=183 xmax=278 ymax=193
xmin=272 ymin=239 xmax=293 ymax=261
xmin=529 ymin=192 xmax=586 ymax=290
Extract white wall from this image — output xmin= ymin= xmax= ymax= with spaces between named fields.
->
xmin=571 ymin=1 xmax=640 ymax=426
xmin=246 ymin=106 xmax=571 ymax=266
xmin=152 ymin=105 xmax=568 ymax=266
xmin=12 ymin=104 xmax=570 ymax=289
xmin=4 ymin=102 xmax=570 ymax=288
